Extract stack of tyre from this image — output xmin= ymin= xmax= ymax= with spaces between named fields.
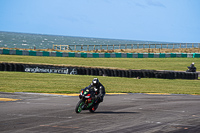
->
xmin=0 ymin=63 xmax=25 ymax=72
xmin=0 ymin=63 xmax=198 ymax=79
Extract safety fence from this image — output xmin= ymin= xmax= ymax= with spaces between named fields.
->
xmin=53 ymin=43 xmax=200 ymax=51
xmin=1 ymin=49 xmax=200 ymax=58
xmin=0 ymin=62 xmax=198 ymax=79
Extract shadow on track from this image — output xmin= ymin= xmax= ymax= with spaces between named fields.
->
xmin=94 ymin=111 xmax=138 ymax=114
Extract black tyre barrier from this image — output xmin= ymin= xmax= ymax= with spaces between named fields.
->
xmin=155 ymin=72 xmax=161 ymax=78
xmin=78 ymin=67 xmax=84 ymax=75
xmin=134 ymin=70 xmax=143 ymax=78
xmin=102 ymin=69 xmax=108 ymax=76
xmin=102 ymin=69 xmax=106 ymax=76
xmin=113 ymin=69 xmax=117 ymax=77
xmin=142 ymin=70 xmax=155 ymax=78
xmin=121 ymin=70 xmax=125 ymax=77
xmin=81 ymin=67 xmax=86 ymax=75
xmin=131 ymin=70 xmax=135 ymax=78
xmin=0 ymin=62 xmax=198 ymax=79
xmin=3 ymin=63 xmax=8 ymax=71
xmin=17 ymin=64 xmax=25 ymax=72
xmin=194 ymin=73 xmax=198 ymax=79
xmin=129 ymin=70 xmax=133 ymax=78
xmin=98 ymin=68 xmax=103 ymax=76
xmin=7 ymin=63 xmax=12 ymax=71
xmin=149 ymin=71 xmax=155 ymax=78
xmin=0 ymin=63 xmax=5 ymax=71
xmin=91 ymin=68 xmax=98 ymax=76
xmin=129 ymin=70 xmax=135 ymax=78
xmin=90 ymin=68 xmax=95 ymax=76
xmin=186 ymin=73 xmax=192 ymax=79
xmin=113 ymin=69 xmax=118 ymax=77
xmin=110 ymin=69 xmax=114 ymax=77
xmin=81 ymin=67 xmax=87 ymax=75
xmin=124 ymin=70 xmax=129 ymax=78
xmin=118 ymin=70 xmax=122 ymax=77
xmin=95 ymin=68 xmax=99 ymax=76
xmin=106 ymin=69 xmax=111 ymax=76
xmin=76 ymin=67 xmax=81 ymax=75
xmin=12 ymin=64 xmax=17 ymax=71
xmin=86 ymin=68 xmax=91 ymax=75
xmin=0 ymin=63 xmax=2 ymax=71
xmin=175 ymin=72 xmax=181 ymax=79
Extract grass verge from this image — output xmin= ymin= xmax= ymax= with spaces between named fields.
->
xmin=0 ymin=71 xmax=200 ymax=95
xmin=0 ymin=54 xmax=199 ymax=71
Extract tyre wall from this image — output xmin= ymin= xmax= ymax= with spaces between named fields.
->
xmin=1 ymin=49 xmax=200 ymax=58
xmin=0 ymin=62 xmax=198 ymax=79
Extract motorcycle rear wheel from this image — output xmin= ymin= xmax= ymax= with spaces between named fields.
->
xmin=89 ymin=103 xmax=99 ymax=113
xmin=75 ymin=100 xmax=84 ymax=113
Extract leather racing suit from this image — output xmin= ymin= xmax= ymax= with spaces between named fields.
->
xmin=87 ymin=82 xmax=105 ymax=103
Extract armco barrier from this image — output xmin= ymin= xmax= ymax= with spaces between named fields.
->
xmin=1 ymin=49 xmax=200 ymax=58
xmin=0 ymin=62 xmax=198 ymax=79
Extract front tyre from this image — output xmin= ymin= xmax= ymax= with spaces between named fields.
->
xmin=75 ymin=100 xmax=84 ymax=113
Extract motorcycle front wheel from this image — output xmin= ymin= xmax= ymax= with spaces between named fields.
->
xmin=75 ymin=100 xmax=85 ymax=113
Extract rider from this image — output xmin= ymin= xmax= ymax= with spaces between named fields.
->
xmin=87 ymin=78 xmax=105 ymax=110
xmin=187 ymin=62 xmax=196 ymax=72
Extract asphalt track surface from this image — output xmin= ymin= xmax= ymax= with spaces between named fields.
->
xmin=0 ymin=92 xmax=200 ymax=133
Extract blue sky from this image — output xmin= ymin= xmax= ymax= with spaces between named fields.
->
xmin=0 ymin=0 xmax=200 ymax=43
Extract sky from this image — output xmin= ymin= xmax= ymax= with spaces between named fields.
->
xmin=0 ymin=0 xmax=200 ymax=43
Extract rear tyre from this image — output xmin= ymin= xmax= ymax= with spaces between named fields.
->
xmin=89 ymin=103 xmax=99 ymax=113
xmin=75 ymin=100 xmax=84 ymax=113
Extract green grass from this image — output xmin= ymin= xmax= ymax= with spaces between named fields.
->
xmin=0 ymin=54 xmax=199 ymax=71
xmin=1 ymin=55 xmax=200 ymax=95
xmin=0 ymin=71 xmax=200 ymax=95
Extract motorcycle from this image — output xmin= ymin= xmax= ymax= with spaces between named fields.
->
xmin=186 ymin=66 xmax=196 ymax=72
xmin=186 ymin=67 xmax=191 ymax=72
xmin=75 ymin=87 xmax=98 ymax=113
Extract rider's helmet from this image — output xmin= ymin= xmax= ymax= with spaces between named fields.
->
xmin=191 ymin=62 xmax=195 ymax=67
xmin=92 ymin=78 xmax=99 ymax=87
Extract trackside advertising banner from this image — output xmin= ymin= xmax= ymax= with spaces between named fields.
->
xmin=24 ymin=65 xmax=77 ymax=75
